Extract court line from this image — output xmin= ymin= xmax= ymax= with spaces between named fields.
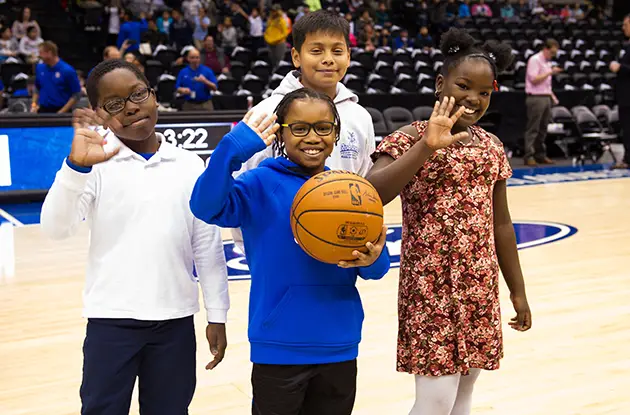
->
xmin=0 ymin=209 xmax=23 ymax=227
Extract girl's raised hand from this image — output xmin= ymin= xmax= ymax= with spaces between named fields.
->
xmin=423 ymin=96 xmax=470 ymax=151
xmin=242 ymin=110 xmax=280 ymax=147
xmin=69 ymin=108 xmax=120 ymax=168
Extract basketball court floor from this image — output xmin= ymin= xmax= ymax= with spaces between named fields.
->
xmin=1 ymin=166 xmax=629 ymax=415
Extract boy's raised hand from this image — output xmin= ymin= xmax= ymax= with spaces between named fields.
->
xmin=242 ymin=110 xmax=279 ymax=147
xmin=423 ymin=96 xmax=470 ymax=151
xmin=338 ymin=225 xmax=388 ymax=268
xmin=69 ymin=108 xmax=121 ymax=167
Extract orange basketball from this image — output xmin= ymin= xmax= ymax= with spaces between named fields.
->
xmin=290 ymin=170 xmax=384 ymax=264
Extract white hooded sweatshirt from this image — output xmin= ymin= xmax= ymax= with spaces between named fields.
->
xmin=231 ymin=70 xmax=376 ymax=251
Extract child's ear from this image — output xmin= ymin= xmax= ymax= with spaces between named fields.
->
xmin=291 ymin=47 xmax=301 ymax=69
xmin=435 ymin=74 xmax=444 ymax=97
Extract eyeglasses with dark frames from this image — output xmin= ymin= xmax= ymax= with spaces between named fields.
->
xmin=280 ymin=121 xmax=337 ymax=137
xmin=102 ymin=87 xmax=153 ymax=115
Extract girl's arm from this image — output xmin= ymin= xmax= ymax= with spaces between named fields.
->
xmin=492 ymin=159 xmax=532 ymax=331
xmin=190 ymin=113 xmax=278 ymax=228
xmin=367 ymin=97 xmax=468 ymax=205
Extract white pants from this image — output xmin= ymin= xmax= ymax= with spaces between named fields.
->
xmin=409 ymin=369 xmax=482 ymax=415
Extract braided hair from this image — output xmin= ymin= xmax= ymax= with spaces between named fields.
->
xmin=86 ymin=59 xmax=149 ymax=109
xmin=439 ymin=28 xmax=514 ymax=81
xmin=272 ymin=88 xmax=341 ymax=157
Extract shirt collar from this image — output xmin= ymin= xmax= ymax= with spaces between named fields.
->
xmin=97 ymin=128 xmax=177 ymax=163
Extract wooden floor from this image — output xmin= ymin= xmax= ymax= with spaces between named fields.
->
xmin=1 ymin=178 xmax=630 ymax=415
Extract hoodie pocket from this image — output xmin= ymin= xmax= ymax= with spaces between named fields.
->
xmin=254 ymin=285 xmax=365 ymax=346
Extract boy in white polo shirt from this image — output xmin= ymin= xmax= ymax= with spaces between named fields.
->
xmin=40 ymin=59 xmax=229 ymax=415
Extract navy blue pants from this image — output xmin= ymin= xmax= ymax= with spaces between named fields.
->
xmin=80 ymin=316 xmax=196 ymax=415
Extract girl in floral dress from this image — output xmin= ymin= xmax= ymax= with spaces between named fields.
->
xmin=367 ymin=28 xmax=533 ymax=415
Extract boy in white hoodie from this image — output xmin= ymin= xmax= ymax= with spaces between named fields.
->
xmin=232 ymin=10 xmax=375 ymax=251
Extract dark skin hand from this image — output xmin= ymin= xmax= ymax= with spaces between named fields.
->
xmin=366 ymin=97 xmax=469 ymax=205
xmin=205 ymin=323 xmax=228 ymax=370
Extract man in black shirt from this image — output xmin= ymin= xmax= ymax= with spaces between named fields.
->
xmin=610 ymin=14 xmax=630 ymax=168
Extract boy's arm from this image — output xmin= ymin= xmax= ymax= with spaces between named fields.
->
xmin=40 ymin=159 xmax=96 ymax=240
xmin=192 ymin=216 xmax=230 ymax=324
xmin=189 ymin=121 xmax=268 ymax=228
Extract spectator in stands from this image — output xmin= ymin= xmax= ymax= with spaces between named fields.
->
xmin=182 ymin=0 xmax=202 ymax=24
xmin=393 ymin=29 xmax=413 ymax=49
xmin=571 ymin=3 xmax=584 ymax=20
xmin=375 ymin=27 xmax=390 ymax=48
xmin=105 ymin=0 xmax=122 ymax=46
xmin=515 ymin=0 xmax=530 ymax=18
xmin=375 ymin=2 xmax=390 ymax=26
xmin=193 ymin=6 xmax=211 ymax=50
xmin=524 ymin=38 xmax=561 ymax=166
xmin=0 ymin=27 xmax=18 ymax=63
xmin=429 ymin=0 xmax=448 ymax=37
xmin=229 ymin=2 xmax=251 ymax=35
xmin=103 ymin=45 xmax=122 ymax=60
xmin=305 ymin=0 xmax=322 ymax=11
xmin=295 ymin=4 xmax=310 ymax=22
xmin=175 ymin=47 xmax=217 ymax=111
xmin=609 ymin=14 xmax=630 ymax=169
xmin=18 ymin=26 xmax=43 ymax=65
xmin=416 ymin=26 xmax=433 ymax=50
xmin=445 ymin=0 xmax=459 ymax=19
xmin=345 ymin=13 xmax=356 ymax=36
xmin=142 ymin=19 xmax=168 ymax=50
xmin=501 ymin=1 xmax=516 ymax=20
xmin=249 ymin=7 xmax=265 ymax=52
xmin=459 ymin=0 xmax=472 ymax=19
xmin=11 ymin=6 xmax=41 ymax=40
xmin=157 ymin=10 xmax=173 ymax=35
xmin=201 ymin=34 xmax=230 ymax=75
xmin=219 ymin=16 xmax=238 ymax=56
xmin=124 ymin=52 xmax=145 ymax=73
xmin=357 ymin=23 xmax=376 ymax=51
xmin=264 ymin=5 xmax=289 ymax=68
xmin=170 ymin=9 xmax=194 ymax=51
xmin=356 ymin=9 xmax=374 ymax=38
xmin=32 ymin=41 xmax=81 ymax=114
xmin=117 ymin=10 xmax=148 ymax=52
xmin=472 ymin=0 xmax=493 ymax=17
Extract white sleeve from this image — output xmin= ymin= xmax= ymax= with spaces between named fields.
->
xmin=192 ymin=216 xmax=230 ymax=323
xmin=357 ymin=115 xmax=376 ymax=177
xmin=40 ymin=160 xmax=96 ymax=240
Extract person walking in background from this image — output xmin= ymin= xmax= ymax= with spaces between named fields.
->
xmin=524 ymin=39 xmax=561 ymax=166
xmin=609 ymin=14 xmax=630 ymax=169
xmin=264 ymin=5 xmax=289 ymax=68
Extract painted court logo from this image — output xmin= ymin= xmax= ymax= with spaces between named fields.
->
xmin=223 ymin=221 xmax=577 ymax=281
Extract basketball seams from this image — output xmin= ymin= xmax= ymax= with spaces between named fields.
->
xmin=294 ymin=215 xmax=377 ymax=250
xmin=296 ymin=209 xmax=383 ymax=219
xmin=292 ymin=176 xmax=375 ymax=214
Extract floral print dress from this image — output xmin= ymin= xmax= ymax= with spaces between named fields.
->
xmin=374 ymin=121 xmax=512 ymax=376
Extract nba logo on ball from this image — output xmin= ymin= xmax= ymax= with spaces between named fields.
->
xmin=222 ymin=221 xmax=577 ymax=280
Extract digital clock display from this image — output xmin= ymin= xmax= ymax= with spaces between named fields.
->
xmin=156 ymin=121 xmax=236 ymax=164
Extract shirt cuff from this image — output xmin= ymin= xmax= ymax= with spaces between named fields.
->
xmin=206 ymin=308 xmax=228 ymax=324
xmin=56 ymin=158 xmax=92 ymax=192
xmin=66 ymin=158 xmax=93 ymax=173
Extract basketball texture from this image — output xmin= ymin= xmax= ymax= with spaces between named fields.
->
xmin=290 ymin=170 xmax=384 ymax=264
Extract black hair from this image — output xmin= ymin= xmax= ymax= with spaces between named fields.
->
xmin=439 ymin=27 xmax=514 ymax=80
xmin=292 ymin=10 xmax=350 ymax=53
xmin=26 ymin=26 xmax=37 ymax=35
xmin=272 ymin=88 xmax=341 ymax=157
xmin=86 ymin=59 xmax=150 ymax=109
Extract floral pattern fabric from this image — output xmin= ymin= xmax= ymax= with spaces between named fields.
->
xmin=374 ymin=121 xmax=512 ymax=376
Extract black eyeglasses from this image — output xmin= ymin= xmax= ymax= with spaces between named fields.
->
xmin=102 ymin=87 xmax=153 ymax=115
xmin=280 ymin=121 xmax=337 ymax=137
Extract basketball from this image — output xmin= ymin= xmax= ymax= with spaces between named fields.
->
xmin=290 ymin=170 xmax=384 ymax=264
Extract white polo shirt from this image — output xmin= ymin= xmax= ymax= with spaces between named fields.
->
xmin=41 ymin=130 xmax=229 ymax=323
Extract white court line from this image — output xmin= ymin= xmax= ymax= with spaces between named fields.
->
xmin=0 ymin=208 xmax=23 ymax=227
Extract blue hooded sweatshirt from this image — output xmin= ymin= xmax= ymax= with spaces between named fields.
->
xmin=190 ymin=121 xmax=390 ymax=365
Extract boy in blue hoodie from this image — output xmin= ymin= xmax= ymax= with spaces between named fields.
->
xmin=190 ymin=88 xmax=390 ymax=415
